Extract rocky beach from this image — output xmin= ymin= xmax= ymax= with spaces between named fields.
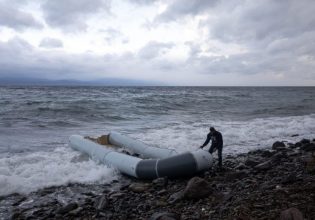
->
xmin=1 ymin=137 xmax=314 ymax=220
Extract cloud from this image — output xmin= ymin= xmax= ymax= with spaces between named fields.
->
xmin=154 ymin=0 xmax=219 ymax=23
xmin=128 ymin=0 xmax=159 ymax=6
xmin=0 ymin=1 xmax=43 ymax=31
xmin=0 ymin=37 xmax=175 ymax=82
xmin=0 ymin=1 xmax=315 ymax=85
xmin=41 ymin=0 xmax=111 ymax=32
xmin=39 ymin=38 xmax=63 ymax=48
xmin=176 ymin=0 xmax=315 ymax=82
xmin=100 ymin=28 xmax=128 ymax=44
xmin=137 ymin=41 xmax=174 ymax=59
xmin=207 ymin=1 xmax=315 ymax=44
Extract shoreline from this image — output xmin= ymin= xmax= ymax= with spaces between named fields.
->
xmin=2 ymin=138 xmax=315 ymax=219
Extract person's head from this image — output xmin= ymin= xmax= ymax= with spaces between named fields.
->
xmin=209 ymin=127 xmax=216 ymax=132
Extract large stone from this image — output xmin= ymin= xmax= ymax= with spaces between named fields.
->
xmin=68 ymin=207 xmax=83 ymax=216
xmin=95 ymin=195 xmax=108 ymax=211
xmin=149 ymin=212 xmax=180 ymax=220
xmin=295 ymin=142 xmax=302 ymax=148
xmin=272 ymin=141 xmax=286 ymax=150
xmin=281 ymin=173 xmax=297 ymax=184
xmin=260 ymin=150 xmax=275 ymax=157
xmin=280 ymin=207 xmax=303 ymax=220
xmin=300 ymin=143 xmax=315 ymax=152
xmin=225 ymin=171 xmax=248 ymax=182
xmin=300 ymin=139 xmax=310 ymax=144
xmin=57 ymin=203 xmax=78 ymax=215
xmin=183 ymin=177 xmax=212 ymax=199
xmin=271 ymin=152 xmax=287 ymax=162
xmin=152 ymin=177 xmax=168 ymax=188
xmin=12 ymin=197 xmax=27 ymax=206
xmin=128 ymin=183 xmax=150 ymax=193
xmin=304 ymin=155 xmax=315 ymax=173
xmin=254 ymin=160 xmax=272 ymax=171
xmin=168 ymin=190 xmax=184 ymax=204
xmin=245 ymin=158 xmax=260 ymax=167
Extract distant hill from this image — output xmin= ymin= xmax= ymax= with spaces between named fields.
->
xmin=0 ymin=77 xmax=161 ymax=86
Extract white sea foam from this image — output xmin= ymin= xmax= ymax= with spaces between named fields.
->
xmin=1 ymin=114 xmax=314 ymax=196
xmin=136 ymin=114 xmax=315 ymax=155
xmin=0 ymin=147 xmax=117 ymax=196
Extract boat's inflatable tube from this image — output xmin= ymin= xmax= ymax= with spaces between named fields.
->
xmin=108 ymin=132 xmax=177 ymax=159
xmin=69 ymin=134 xmax=212 ymax=179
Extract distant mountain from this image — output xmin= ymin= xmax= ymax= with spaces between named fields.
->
xmin=0 ymin=77 xmax=162 ymax=86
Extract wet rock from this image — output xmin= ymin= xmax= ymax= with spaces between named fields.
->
xmin=300 ymin=143 xmax=315 ymax=152
xmin=280 ymin=207 xmax=303 ymax=220
xmin=281 ymin=173 xmax=297 ymax=184
xmin=152 ymin=177 xmax=168 ymax=188
xmin=245 ymin=158 xmax=260 ymax=167
xmin=68 ymin=207 xmax=83 ymax=216
xmin=254 ymin=160 xmax=272 ymax=171
xmin=11 ymin=211 xmax=21 ymax=219
xmin=295 ymin=142 xmax=302 ymax=148
xmin=288 ymin=143 xmax=296 ymax=149
xmin=157 ymin=189 xmax=167 ymax=195
xmin=225 ymin=171 xmax=248 ymax=181
xmin=149 ymin=212 xmax=180 ymax=220
xmin=260 ymin=150 xmax=274 ymax=157
xmin=272 ymin=141 xmax=286 ymax=150
xmin=155 ymin=200 xmax=168 ymax=207
xmin=235 ymin=163 xmax=247 ymax=170
xmin=12 ymin=197 xmax=27 ymax=206
xmin=120 ymin=183 xmax=130 ymax=191
xmin=183 ymin=177 xmax=212 ymax=199
xmin=168 ymin=190 xmax=184 ymax=204
xmin=56 ymin=202 xmax=78 ymax=214
xmin=271 ymin=152 xmax=288 ymax=162
xmin=95 ymin=195 xmax=108 ymax=211
xmin=181 ymin=212 xmax=201 ymax=220
xmin=128 ymin=183 xmax=150 ymax=193
xmin=304 ymin=155 xmax=315 ymax=173
xmin=300 ymin=139 xmax=310 ymax=145
xmin=109 ymin=192 xmax=125 ymax=199
xmin=38 ymin=187 xmax=56 ymax=196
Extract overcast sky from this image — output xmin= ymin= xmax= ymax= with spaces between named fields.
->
xmin=0 ymin=0 xmax=314 ymax=86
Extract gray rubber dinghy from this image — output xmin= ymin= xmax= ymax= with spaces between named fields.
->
xmin=69 ymin=132 xmax=212 ymax=179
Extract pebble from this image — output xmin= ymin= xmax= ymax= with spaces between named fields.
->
xmin=56 ymin=202 xmax=78 ymax=214
xmin=5 ymin=138 xmax=315 ymax=219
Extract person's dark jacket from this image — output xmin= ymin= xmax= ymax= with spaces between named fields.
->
xmin=201 ymin=130 xmax=223 ymax=148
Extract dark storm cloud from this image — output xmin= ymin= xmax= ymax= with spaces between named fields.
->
xmin=137 ymin=41 xmax=174 ymax=59
xmin=0 ymin=37 xmax=101 ymax=79
xmin=0 ymin=1 xmax=43 ymax=31
xmin=39 ymin=38 xmax=63 ymax=48
xmin=0 ymin=37 xmax=165 ymax=81
xmin=208 ymin=0 xmax=315 ymax=44
xmin=41 ymin=0 xmax=111 ymax=32
xmin=175 ymin=0 xmax=315 ymax=81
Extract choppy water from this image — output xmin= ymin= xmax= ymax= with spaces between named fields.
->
xmin=0 ymin=86 xmax=315 ymax=196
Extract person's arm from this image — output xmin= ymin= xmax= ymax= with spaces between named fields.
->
xmin=200 ymin=133 xmax=211 ymax=148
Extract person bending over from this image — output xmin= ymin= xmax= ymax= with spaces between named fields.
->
xmin=200 ymin=127 xmax=223 ymax=168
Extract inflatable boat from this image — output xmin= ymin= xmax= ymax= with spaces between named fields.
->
xmin=69 ymin=132 xmax=212 ymax=179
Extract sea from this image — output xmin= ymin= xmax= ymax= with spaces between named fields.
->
xmin=0 ymin=86 xmax=315 ymax=197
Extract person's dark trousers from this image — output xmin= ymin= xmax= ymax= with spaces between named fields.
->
xmin=209 ymin=144 xmax=223 ymax=168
